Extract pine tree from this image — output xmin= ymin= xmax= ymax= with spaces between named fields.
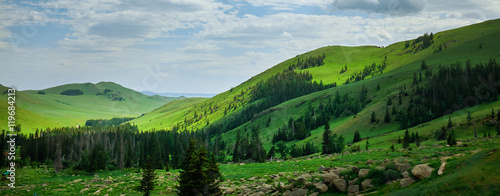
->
xmin=53 ymin=141 xmax=63 ymax=173
xmin=447 ymin=130 xmax=457 ymax=146
xmin=402 ymin=129 xmax=410 ymax=148
xmin=370 ymin=111 xmax=377 ymax=123
xmin=365 ymin=138 xmax=369 ymax=150
xmin=140 ymin=156 xmax=157 ymax=196
xmin=390 ymin=144 xmax=395 ymax=152
xmin=387 ymin=97 xmax=392 ymax=105
xmin=276 ymin=141 xmax=288 ymax=159
xmin=421 ymin=60 xmax=427 ymax=70
xmin=206 ymin=153 xmax=222 ymax=195
xmin=415 ymin=132 xmax=420 ymax=147
xmin=322 ymin=122 xmax=332 ymax=154
xmin=384 ymin=108 xmax=391 ymax=123
xmin=267 ymin=146 xmax=276 ymax=159
xmin=353 ymin=130 xmax=361 ymax=143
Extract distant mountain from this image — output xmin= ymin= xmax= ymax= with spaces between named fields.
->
xmin=141 ymin=91 xmax=216 ymax=98
xmin=0 ymin=81 xmax=184 ymax=132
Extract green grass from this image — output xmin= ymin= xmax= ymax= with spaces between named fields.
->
xmin=0 ymin=82 xmax=181 ymax=133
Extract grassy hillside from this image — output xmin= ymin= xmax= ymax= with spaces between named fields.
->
xmin=217 ymin=18 xmax=500 ymax=151
xmin=0 ymin=82 xmax=181 ymax=133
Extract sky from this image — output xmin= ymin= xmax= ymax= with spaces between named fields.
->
xmin=1 ymin=0 xmax=500 ymax=94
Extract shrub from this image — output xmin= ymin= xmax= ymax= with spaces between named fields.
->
xmin=60 ymin=89 xmax=83 ymax=96
xmin=384 ymin=170 xmax=402 ymax=181
xmin=367 ymin=169 xmax=386 ymax=186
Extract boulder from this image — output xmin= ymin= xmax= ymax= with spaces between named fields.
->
xmin=358 ymin=169 xmax=370 ymax=178
xmin=361 ymin=179 xmax=371 ymax=190
xmin=395 ymin=163 xmax=411 ymax=171
xmin=332 ymin=167 xmax=347 ymax=175
xmin=309 ymin=192 xmax=319 ymax=196
xmin=348 ymin=178 xmax=359 ymax=186
xmin=438 ymin=162 xmax=447 ymax=175
xmin=347 ymin=185 xmax=359 ymax=195
xmin=375 ymin=166 xmax=386 ymax=171
xmin=289 ymin=189 xmax=308 ymax=196
xmin=314 ymin=182 xmax=328 ymax=193
xmin=400 ymin=177 xmax=416 ymax=187
xmin=402 ymin=171 xmax=410 ymax=178
xmin=411 ymin=164 xmax=434 ymax=179
xmin=321 ymin=172 xmax=338 ymax=184
xmin=72 ymin=179 xmax=82 ymax=184
xmin=283 ymin=190 xmax=291 ymax=196
xmin=304 ymin=182 xmax=313 ymax=188
xmin=332 ymin=179 xmax=346 ymax=192
xmin=295 ymin=176 xmax=307 ymax=184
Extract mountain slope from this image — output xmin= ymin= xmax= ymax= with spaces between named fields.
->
xmin=0 ymin=82 xmax=182 ymax=132
xmin=134 ymin=18 xmax=500 ymax=138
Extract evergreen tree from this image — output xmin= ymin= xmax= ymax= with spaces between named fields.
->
xmin=267 ymin=146 xmax=276 ymax=159
xmin=447 ymin=130 xmax=457 ymax=146
xmin=139 ymin=156 xmax=157 ymax=196
xmin=467 ymin=111 xmax=472 ymax=126
xmin=415 ymin=132 xmax=420 ymax=147
xmin=384 ymin=108 xmax=391 ymax=123
xmin=402 ymin=129 xmax=410 ymax=148
xmin=421 ymin=60 xmax=427 ymax=70
xmin=387 ymin=97 xmax=392 ymax=105
xmin=276 ymin=141 xmax=288 ymax=159
xmin=390 ymin=144 xmax=395 ymax=152
xmin=370 ymin=111 xmax=377 ymax=123
xmin=365 ymin=138 xmax=369 ymax=150
xmin=206 ymin=153 xmax=222 ymax=196
xmin=353 ymin=130 xmax=361 ymax=143
xmin=322 ymin=122 xmax=332 ymax=154
xmin=89 ymin=144 xmax=107 ymax=173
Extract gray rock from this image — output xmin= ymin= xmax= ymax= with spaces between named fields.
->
xmin=375 ymin=165 xmax=386 ymax=171
xmin=348 ymin=177 xmax=359 ymax=186
xmin=289 ymin=189 xmax=308 ymax=196
xmin=283 ymin=190 xmax=291 ymax=196
xmin=321 ymin=172 xmax=338 ymax=184
xmin=351 ymin=165 xmax=359 ymax=174
xmin=358 ymin=169 xmax=370 ymax=178
xmin=361 ymin=179 xmax=371 ymax=190
xmin=332 ymin=178 xmax=346 ymax=192
xmin=332 ymin=167 xmax=347 ymax=175
xmin=314 ymin=182 xmax=329 ymax=193
xmin=411 ymin=164 xmax=434 ymax=179
xmin=438 ymin=162 xmax=447 ymax=175
xmin=309 ymin=192 xmax=319 ymax=196
xmin=317 ymin=165 xmax=327 ymax=172
xmin=402 ymin=171 xmax=410 ymax=178
xmin=80 ymin=188 xmax=89 ymax=194
xmin=348 ymin=185 xmax=359 ymax=194
xmin=395 ymin=162 xmax=411 ymax=171
xmin=250 ymin=191 xmax=265 ymax=196
xmin=400 ymin=177 xmax=416 ymax=187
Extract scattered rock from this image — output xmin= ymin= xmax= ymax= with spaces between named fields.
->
xmin=395 ymin=163 xmax=411 ymax=171
xmin=283 ymin=190 xmax=291 ymax=196
xmin=361 ymin=179 xmax=372 ymax=190
xmin=332 ymin=167 xmax=347 ymax=175
xmin=314 ymin=182 xmax=328 ymax=193
xmin=402 ymin=171 xmax=409 ymax=178
xmin=80 ymin=188 xmax=89 ymax=194
xmin=400 ymin=177 xmax=416 ymax=187
xmin=332 ymin=179 xmax=346 ymax=192
xmin=347 ymin=185 xmax=359 ymax=195
xmin=348 ymin=178 xmax=359 ymax=186
xmin=289 ymin=189 xmax=308 ymax=196
xmin=72 ymin=179 xmax=82 ymax=184
xmin=321 ymin=172 xmax=338 ymax=184
xmin=317 ymin=165 xmax=327 ymax=172
xmin=351 ymin=166 xmax=359 ymax=174
xmin=309 ymin=192 xmax=319 ymax=196
xmin=221 ymin=187 xmax=235 ymax=194
xmin=304 ymin=182 xmax=313 ymax=188
xmin=438 ymin=162 xmax=447 ymax=175
xmin=375 ymin=166 xmax=386 ymax=171
xmin=411 ymin=164 xmax=434 ymax=179
xmin=358 ymin=169 xmax=370 ymax=178
xmin=250 ymin=191 xmax=265 ymax=196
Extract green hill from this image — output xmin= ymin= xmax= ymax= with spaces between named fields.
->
xmin=134 ymin=18 xmax=500 ymax=143
xmin=0 ymin=82 xmax=182 ymax=133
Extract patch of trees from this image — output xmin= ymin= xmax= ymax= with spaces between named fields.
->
xmin=405 ymin=32 xmax=434 ymax=51
xmin=232 ymin=127 xmax=267 ymax=163
xmin=398 ymin=59 xmax=500 ymax=129
xmin=37 ymin=91 xmax=46 ymax=94
xmin=16 ymin=123 xmax=228 ymax=173
xmin=272 ymin=90 xmax=363 ymax=144
xmin=203 ymin=69 xmax=336 ymax=141
xmin=177 ymin=140 xmax=222 ymax=196
xmin=321 ymin=122 xmax=345 ymax=154
xmin=96 ymin=89 xmax=125 ymax=101
xmin=85 ymin=117 xmax=135 ymax=127
xmin=340 ymin=65 xmax=348 ymax=74
xmin=289 ymin=54 xmax=326 ymax=70
xmin=344 ymin=62 xmax=386 ymax=84
xmin=289 ymin=141 xmax=318 ymax=158
xmin=60 ymin=89 xmax=83 ymax=96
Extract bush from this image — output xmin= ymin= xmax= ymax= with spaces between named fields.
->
xmin=384 ymin=170 xmax=402 ymax=181
xmin=60 ymin=89 xmax=83 ymax=96
xmin=367 ymin=169 xmax=386 ymax=186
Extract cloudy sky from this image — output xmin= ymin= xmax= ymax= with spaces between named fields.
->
xmin=1 ymin=0 xmax=499 ymax=94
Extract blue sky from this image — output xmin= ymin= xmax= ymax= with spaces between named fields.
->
xmin=1 ymin=0 xmax=499 ymax=94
